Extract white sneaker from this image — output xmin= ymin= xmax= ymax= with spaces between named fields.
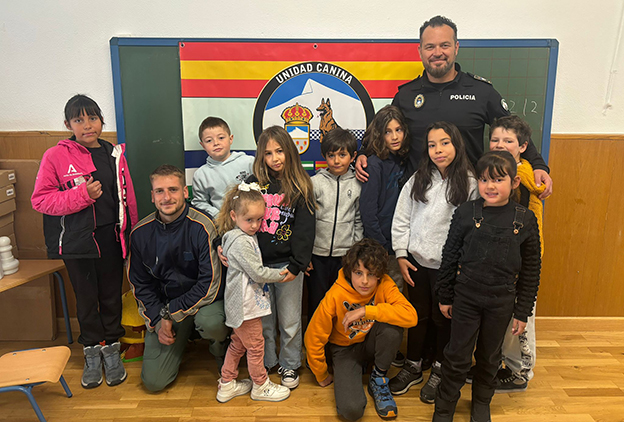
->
xmin=277 ymin=366 xmax=300 ymax=389
xmin=216 ymin=378 xmax=253 ymax=403
xmin=251 ymin=378 xmax=291 ymax=402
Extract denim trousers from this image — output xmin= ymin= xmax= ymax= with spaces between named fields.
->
xmin=262 ymin=262 xmax=304 ymax=370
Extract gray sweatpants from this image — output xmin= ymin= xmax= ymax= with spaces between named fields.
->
xmin=328 ymin=323 xmax=403 ymax=421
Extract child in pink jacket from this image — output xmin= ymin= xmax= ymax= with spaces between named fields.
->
xmin=31 ymin=95 xmax=138 ymax=389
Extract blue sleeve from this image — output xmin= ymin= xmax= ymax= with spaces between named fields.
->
xmin=127 ymin=229 xmax=164 ymax=330
xmin=359 ymin=158 xmax=389 ymax=249
xmin=168 ymin=219 xmax=223 ymax=321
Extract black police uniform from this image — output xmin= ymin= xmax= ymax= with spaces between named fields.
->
xmin=392 ymin=63 xmax=549 ymax=174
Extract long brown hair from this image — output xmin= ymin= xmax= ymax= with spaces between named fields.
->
xmin=411 ymin=121 xmax=474 ymax=206
xmin=253 ymin=126 xmax=315 ymax=213
xmin=361 ymin=105 xmax=410 ymax=162
xmin=216 ymin=184 xmax=265 ymax=235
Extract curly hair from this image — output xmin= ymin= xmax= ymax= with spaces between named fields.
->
xmin=342 ymin=238 xmax=388 ymax=282
xmin=361 ymin=105 xmax=410 ymax=162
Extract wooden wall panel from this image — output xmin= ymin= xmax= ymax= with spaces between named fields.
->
xmin=540 ymin=135 xmax=624 ymax=316
xmin=0 ymin=131 xmax=622 ymax=319
xmin=0 ymin=131 xmax=117 ymax=159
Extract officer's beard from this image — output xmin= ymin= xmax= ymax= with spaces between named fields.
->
xmin=424 ymin=59 xmax=455 ymax=80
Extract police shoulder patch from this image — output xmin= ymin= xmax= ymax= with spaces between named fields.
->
xmin=467 ymin=72 xmax=492 ymax=85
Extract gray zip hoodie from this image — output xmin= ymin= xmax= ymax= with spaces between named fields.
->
xmin=311 ymin=168 xmax=363 ymax=257
xmin=191 ymin=151 xmax=254 ymax=218
xmin=222 ymin=227 xmax=286 ymax=328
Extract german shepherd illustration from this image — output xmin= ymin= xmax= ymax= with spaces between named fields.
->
xmin=316 ymin=98 xmax=339 ymax=143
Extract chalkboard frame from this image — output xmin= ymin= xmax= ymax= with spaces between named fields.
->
xmin=110 ymin=38 xmax=558 ymax=217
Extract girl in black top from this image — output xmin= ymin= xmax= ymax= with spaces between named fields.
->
xmin=432 ymin=151 xmax=541 ymax=422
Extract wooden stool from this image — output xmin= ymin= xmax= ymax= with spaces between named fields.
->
xmin=0 ymin=346 xmax=72 ymax=421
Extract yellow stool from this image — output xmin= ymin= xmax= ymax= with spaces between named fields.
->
xmin=0 ymin=346 xmax=72 ymax=422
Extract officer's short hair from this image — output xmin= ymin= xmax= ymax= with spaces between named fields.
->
xmin=420 ymin=15 xmax=458 ymax=42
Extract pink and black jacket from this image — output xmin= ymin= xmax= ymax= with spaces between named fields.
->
xmin=31 ymin=138 xmax=138 ymax=259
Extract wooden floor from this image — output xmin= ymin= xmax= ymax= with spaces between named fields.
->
xmin=1 ymin=318 xmax=623 ymax=422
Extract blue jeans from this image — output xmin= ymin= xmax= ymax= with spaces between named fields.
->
xmin=262 ymin=262 xmax=303 ymax=370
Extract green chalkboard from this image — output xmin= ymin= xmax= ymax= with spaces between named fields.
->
xmin=113 ymin=43 xmax=185 ymax=218
xmin=457 ymin=46 xmax=551 ymax=154
xmin=111 ymin=38 xmax=557 ymax=219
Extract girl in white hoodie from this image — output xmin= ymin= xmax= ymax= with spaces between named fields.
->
xmin=389 ymin=121 xmax=478 ymax=402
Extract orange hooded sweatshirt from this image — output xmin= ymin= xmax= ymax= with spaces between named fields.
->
xmin=304 ymin=269 xmax=417 ymax=383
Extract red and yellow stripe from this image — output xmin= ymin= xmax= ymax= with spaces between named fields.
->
xmin=179 ymin=41 xmax=423 ymax=99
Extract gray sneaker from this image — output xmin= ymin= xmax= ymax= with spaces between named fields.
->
xmin=82 ymin=344 xmax=103 ymax=389
xmin=101 ymin=342 xmax=127 ymax=386
xmin=420 ymin=361 xmax=442 ymax=404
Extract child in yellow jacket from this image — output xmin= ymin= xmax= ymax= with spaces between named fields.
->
xmin=489 ymin=115 xmax=547 ymax=392
xmin=304 ymin=239 xmax=418 ymax=420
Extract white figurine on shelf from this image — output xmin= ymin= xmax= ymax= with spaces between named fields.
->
xmin=0 ymin=236 xmax=19 ymax=276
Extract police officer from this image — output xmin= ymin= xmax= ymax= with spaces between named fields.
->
xmin=356 ymin=15 xmax=553 ymax=199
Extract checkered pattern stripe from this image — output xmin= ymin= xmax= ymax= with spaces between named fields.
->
xmin=310 ymin=129 xmax=365 ymax=142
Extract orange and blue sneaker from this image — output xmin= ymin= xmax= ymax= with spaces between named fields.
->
xmin=368 ymin=374 xmax=398 ymax=418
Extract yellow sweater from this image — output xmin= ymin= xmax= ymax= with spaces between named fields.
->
xmin=304 ymin=269 xmax=417 ymax=383
xmin=516 ymin=159 xmax=545 ymax=256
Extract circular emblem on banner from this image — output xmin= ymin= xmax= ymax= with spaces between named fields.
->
xmin=414 ymin=94 xmax=425 ymax=109
xmin=253 ymin=61 xmax=375 ymax=171
xmin=501 ymin=98 xmax=509 ymax=111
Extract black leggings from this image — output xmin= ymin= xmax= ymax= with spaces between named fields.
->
xmin=405 ymin=254 xmax=451 ymax=363
xmin=63 ymin=223 xmax=125 ymax=346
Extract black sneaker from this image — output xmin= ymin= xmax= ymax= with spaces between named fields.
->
xmin=391 ymin=351 xmax=405 ymax=367
xmin=466 ymin=365 xmax=476 ymax=384
xmin=278 ymin=366 xmax=299 ymax=389
xmin=389 ymin=360 xmax=423 ymax=395
xmin=495 ymin=369 xmax=527 ymax=393
xmin=420 ymin=361 xmax=442 ymax=404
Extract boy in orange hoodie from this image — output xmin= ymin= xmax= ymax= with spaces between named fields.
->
xmin=304 ymin=239 xmax=418 ymax=420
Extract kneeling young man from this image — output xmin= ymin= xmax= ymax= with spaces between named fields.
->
xmin=305 ymin=239 xmax=417 ymax=420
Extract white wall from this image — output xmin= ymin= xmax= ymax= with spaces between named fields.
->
xmin=1 ymin=0 xmax=623 ymax=134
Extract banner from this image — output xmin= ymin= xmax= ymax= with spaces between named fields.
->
xmin=179 ymin=40 xmax=422 ymax=184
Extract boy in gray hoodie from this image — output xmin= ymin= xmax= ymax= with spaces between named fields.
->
xmin=191 ymin=117 xmax=254 ymax=218
xmin=306 ymin=128 xmax=363 ymax=319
